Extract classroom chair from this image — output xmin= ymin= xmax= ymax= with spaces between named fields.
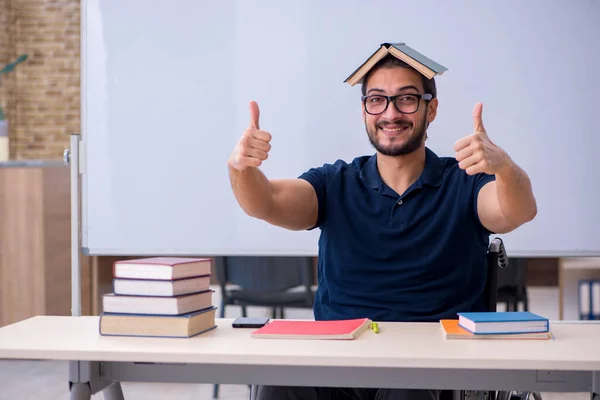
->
xmin=248 ymin=238 xmax=542 ymax=400
xmin=213 ymin=255 xmax=316 ymax=399
xmin=497 ymin=257 xmax=529 ymax=312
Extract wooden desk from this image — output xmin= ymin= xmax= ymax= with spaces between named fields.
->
xmin=559 ymin=257 xmax=600 ymax=320
xmin=0 ymin=316 xmax=599 ymax=399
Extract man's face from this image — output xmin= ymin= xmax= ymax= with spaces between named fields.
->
xmin=362 ymin=67 xmax=437 ymax=156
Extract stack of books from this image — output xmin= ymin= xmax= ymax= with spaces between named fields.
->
xmin=99 ymin=257 xmax=217 ymax=338
xmin=440 ymin=311 xmax=552 ymax=340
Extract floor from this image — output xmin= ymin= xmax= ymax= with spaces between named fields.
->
xmin=0 ymin=286 xmax=590 ymax=400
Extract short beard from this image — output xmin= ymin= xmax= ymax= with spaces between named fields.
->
xmin=366 ymin=112 xmax=428 ymax=156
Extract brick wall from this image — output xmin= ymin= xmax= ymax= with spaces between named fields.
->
xmin=1 ymin=0 xmax=79 ymax=159
xmin=0 ymin=0 xmax=11 ymax=115
xmin=0 ymin=0 xmax=9 ymax=65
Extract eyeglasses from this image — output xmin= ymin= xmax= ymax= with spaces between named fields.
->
xmin=361 ymin=93 xmax=433 ymax=115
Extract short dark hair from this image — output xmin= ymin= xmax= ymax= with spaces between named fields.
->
xmin=360 ymin=55 xmax=437 ymax=99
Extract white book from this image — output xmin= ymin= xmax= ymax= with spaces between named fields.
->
xmin=113 ymin=276 xmax=210 ymax=297
xmin=102 ymin=290 xmax=213 ymax=315
xmin=113 ymin=257 xmax=211 ymax=280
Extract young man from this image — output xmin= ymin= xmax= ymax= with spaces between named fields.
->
xmin=227 ymin=55 xmax=537 ymax=400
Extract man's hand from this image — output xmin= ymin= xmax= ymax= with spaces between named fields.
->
xmin=454 ymin=103 xmax=510 ymax=176
xmin=226 ymin=100 xmax=319 ymax=231
xmin=458 ymin=103 xmax=537 ymax=234
xmin=228 ymin=101 xmax=272 ymax=171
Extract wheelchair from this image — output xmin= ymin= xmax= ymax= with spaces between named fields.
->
xmin=247 ymin=238 xmax=543 ymax=400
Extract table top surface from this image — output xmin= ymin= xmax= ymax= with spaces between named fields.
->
xmin=0 ymin=316 xmax=599 ymax=371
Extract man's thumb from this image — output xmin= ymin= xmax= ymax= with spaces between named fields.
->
xmin=249 ymin=100 xmax=260 ymax=130
xmin=472 ymin=102 xmax=485 ymax=133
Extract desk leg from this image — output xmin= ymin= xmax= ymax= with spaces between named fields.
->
xmin=69 ymin=382 xmax=124 ymax=400
xmin=593 ymin=371 xmax=600 ymax=400
xmin=103 ymin=382 xmax=125 ymax=400
xmin=69 ymin=361 xmax=119 ymax=399
xmin=70 ymin=383 xmax=92 ymax=400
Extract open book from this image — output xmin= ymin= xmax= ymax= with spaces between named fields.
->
xmin=344 ymin=42 xmax=447 ymax=85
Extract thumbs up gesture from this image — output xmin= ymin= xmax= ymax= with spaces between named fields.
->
xmin=228 ymin=101 xmax=272 ymax=171
xmin=454 ymin=103 xmax=510 ymax=176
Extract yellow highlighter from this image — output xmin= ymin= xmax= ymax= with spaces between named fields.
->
xmin=371 ymin=321 xmax=379 ymax=334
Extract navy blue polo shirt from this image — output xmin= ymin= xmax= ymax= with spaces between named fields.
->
xmin=298 ymin=147 xmax=496 ymax=322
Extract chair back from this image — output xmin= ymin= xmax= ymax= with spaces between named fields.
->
xmin=214 ymin=256 xmax=315 ymax=293
xmin=497 ymin=257 xmax=526 ymax=291
xmin=484 ymin=237 xmax=508 ymax=312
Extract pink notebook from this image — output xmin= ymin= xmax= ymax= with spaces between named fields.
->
xmin=251 ymin=318 xmax=371 ymax=340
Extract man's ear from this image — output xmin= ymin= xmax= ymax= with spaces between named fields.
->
xmin=427 ymin=98 xmax=438 ymax=124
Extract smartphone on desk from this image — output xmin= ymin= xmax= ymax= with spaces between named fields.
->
xmin=232 ymin=317 xmax=270 ymax=328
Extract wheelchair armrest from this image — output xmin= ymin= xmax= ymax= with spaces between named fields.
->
xmin=489 ymin=237 xmax=509 ymax=269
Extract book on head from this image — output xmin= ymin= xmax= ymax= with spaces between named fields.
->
xmin=113 ymin=257 xmax=211 ymax=280
xmin=251 ymin=318 xmax=372 ymax=340
xmin=344 ymin=42 xmax=448 ymax=86
xmin=457 ymin=311 xmax=549 ymax=335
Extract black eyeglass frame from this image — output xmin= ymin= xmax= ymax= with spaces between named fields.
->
xmin=361 ymin=93 xmax=433 ymax=115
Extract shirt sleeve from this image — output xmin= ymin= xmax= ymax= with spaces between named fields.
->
xmin=298 ymin=165 xmax=328 ymax=230
xmin=472 ymin=172 xmax=497 ymax=235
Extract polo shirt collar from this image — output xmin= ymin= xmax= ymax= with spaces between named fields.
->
xmin=359 ymin=147 xmax=444 ymax=191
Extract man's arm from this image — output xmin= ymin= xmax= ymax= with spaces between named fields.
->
xmin=229 ymin=167 xmax=318 ymax=231
xmin=477 ymin=162 xmax=537 ymax=234
xmin=455 ymin=102 xmax=537 ymax=234
xmin=227 ymin=100 xmax=318 ymax=231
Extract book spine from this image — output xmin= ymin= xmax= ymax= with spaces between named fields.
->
xmin=579 ymin=280 xmax=592 ymax=320
xmin=593 ymin=280 xmax=600 ymax=320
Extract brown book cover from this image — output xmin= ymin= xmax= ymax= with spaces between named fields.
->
xmin=100 ymin=306 xmax=217 ymax=338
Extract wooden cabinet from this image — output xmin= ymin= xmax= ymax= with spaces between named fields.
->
xmin=0 ymin=162 xmax=91 ymax=326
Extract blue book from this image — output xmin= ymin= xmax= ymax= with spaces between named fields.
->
xmin=457 ymin=311 xmax=549 ymax=335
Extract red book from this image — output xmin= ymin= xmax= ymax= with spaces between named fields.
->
xmin=113 ymin=257 xmax=212 ymax=280
xmin=251 ymin=318 xmax=372 ymax=340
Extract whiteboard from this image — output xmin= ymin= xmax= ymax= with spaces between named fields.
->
xmin=81 ymin=0 xmax=600 ymax=257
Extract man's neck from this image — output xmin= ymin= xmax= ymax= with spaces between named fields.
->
xmin=376 ymin=146 xmax=426 ymax=196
